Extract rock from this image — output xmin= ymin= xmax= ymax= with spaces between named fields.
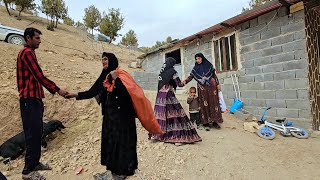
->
xmin=243 ymin=122 xmax=260 ymax=133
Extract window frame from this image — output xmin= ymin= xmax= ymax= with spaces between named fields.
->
xmin=212 ymin=32 xmax=239 ymax=73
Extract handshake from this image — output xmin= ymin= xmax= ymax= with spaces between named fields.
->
xmin=57 ymin=89 xmax=78 ymax=99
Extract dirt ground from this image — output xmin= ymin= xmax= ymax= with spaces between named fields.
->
xmin=0 ymin=6 xmax=320 ymax=180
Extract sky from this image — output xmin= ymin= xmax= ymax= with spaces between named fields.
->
xmin=34 ymin=0 xmax=250 ymax=47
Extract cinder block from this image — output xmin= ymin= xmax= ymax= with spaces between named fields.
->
xmin=254 ymin=74 xmax=265 ymax=82
xmin=295 ymin=69 xmax=308 ymax=79
xmin=246 ymin=66 xmax=263 ymax=75
xmin=254 ymin=40 xmax=272 ymax=50
xmin=294 ymin=50 xmax=307 ymax=60
xmin=257 ymin=90 xmax=276 ymax=99
xmin=275 ymin=90 xmax=298 ymax=99
xmin=293 ymin=9 xmax=305 ymax=22
xmin=254 ymin=74 xmax=274 ymax=82
xmin=242 ymin=34 xmax=261 ymax=46
xmin=262 ymin=63 xmax=283 ymax=73
xmin=241 ymin=90 xmax=257 ymax=98
xmin=242 ymin=50 xmax=262 ymax=61
xmin=261 ymin=28 xmax=281 ymax=40
xmin=223 ymin=84 xmax=234 ymax=92
xmin=258 ymin=10 xmax=278 ymax=25
xmin=241 ymin=45 xmax=254 ymax=54
xmin=261 ymin=46 xmax=282 ymax=57
xmin=277 ymin=16 xmax=293 ymax=27
xmin=284 ymin=79 xmax=309 ymax=89
xmin=276 ymin=108 xmax=299 ymax=118
xmin=286 ymin=99 xmax=311 ymax=110
xmin=254 ymin=57 xmax=272 ymax=66
xmin=250 ymin=23 xmax=268 ymax=34
xmin=241 ymin=60 xmax=254 ymax=68
xmin=266 ymin=99 xmax=287 ymax=108
xmin=265 ymin=74 xmax=274 ymax=82
xmin=283 ymin=60 xmax=308 ymax=71
xmin=282 ymin=40 xmax=306 ymax=53
xmin=250 ymin=99 xmax=267 ymax=107
xmin=265 ymin=80 xmax=285 ymax=90
xmin=271 ymin=34 xmax=294 ymax=46
xmin=297 ymin=89 xmax=310 ymax=100
xmin=271 ymin=52 xmax=295 ymax=63
xmin=239 ymin=29 xmax=250 ymax=39
xmin=238 ymin=76 xmax=255 ymax=83
xmin=281 ymin=21 xmax=305 ymax=34
xmin=239 ymin=83 xmax=249 ymax=91
xmin=294 ymin=31 xmax=306 ymax=40
xmin=247 ymin=82 xmax=265 ymax=90
xmin=245 ymin=106 xmax=260 ymax=115
xmin=299 ymin=109 xmax=311 ymax=119
xmin=274 ymin=71 xmax=296 ymax=80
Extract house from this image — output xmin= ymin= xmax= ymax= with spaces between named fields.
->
xmin=132 ymin=0 xmax=319 ymax=130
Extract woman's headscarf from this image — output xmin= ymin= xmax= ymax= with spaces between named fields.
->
xmin=95 ymin=52 xmax=119 ymax=103
xmin=158 ymin=57 xmax=177 ymax=91
xmin=191 ymin=53 xmax=215 ymax=86
xmin=102 ymin=52 xmax=119 ymax=74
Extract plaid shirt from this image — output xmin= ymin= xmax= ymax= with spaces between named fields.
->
xmin=17 ymin=45 xmax=60 ymax=99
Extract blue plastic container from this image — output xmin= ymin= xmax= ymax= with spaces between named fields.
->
xmin=229 ymin=99 xmax=243 ymax=114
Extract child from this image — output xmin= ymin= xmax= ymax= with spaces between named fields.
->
xmin=187 ymin=87 xmax=201 ymax=128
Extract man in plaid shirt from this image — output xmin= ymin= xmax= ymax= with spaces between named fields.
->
xmin=17 ymin=27 xmax=68 ymax=180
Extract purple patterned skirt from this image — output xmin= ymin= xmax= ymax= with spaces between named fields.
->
xmin=152 ymin=91 xmax=202 ymax=143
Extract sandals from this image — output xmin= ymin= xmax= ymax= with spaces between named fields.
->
xmin=22 ymin=171 xmax=46 ymax=180
xmin=34 ymin=163 xmax=52 ymax=171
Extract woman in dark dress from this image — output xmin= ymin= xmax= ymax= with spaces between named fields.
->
xmin=183 ymin=53 xmax=223 ymax=131
xmin=67 ymin=52 xmax=137 ymax=180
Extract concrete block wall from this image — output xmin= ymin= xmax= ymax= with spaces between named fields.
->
xmin=140 ymin=53 xmax=163 ymax=73
xmin=131 ymin=72 xmax=158 ymax=90
xmin=220 ymin=7 xmax=311 ymax=128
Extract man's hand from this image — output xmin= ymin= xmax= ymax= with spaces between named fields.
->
xmin=58 ymin=89 xmax=68 ymax=97
xmin=65 ymin=93 xmax=78 ymax=99
xmin=110 ymin=70 xmax=119 ymax=80
xmin=182 ymin=80 xmax=186 ymax=86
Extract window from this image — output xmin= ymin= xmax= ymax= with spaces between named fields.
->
xmin=165 ymin=49 xmax=181 ymax=64
xmin=213 ymin=34 xmax=237 ymax=72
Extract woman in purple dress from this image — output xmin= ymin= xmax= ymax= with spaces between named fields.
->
xmin=183 ymin=53 xmax=223 ymax=131
xmin=151 ymin=57 xmax=202 ymax=146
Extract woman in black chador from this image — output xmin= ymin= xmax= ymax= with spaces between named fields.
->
xmin=67 ymin=52 xmax=137 ymax=180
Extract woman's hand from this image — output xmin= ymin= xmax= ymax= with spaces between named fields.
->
xmin=217 ymin=84 xmax=221 ymax=91
xmin=182 ymin=80 xmax=186 ymax=86
xmin=65 ymin=93 xmax=78 ymax=99
xmin=110 ymin=70 xmax=119 ymax=80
